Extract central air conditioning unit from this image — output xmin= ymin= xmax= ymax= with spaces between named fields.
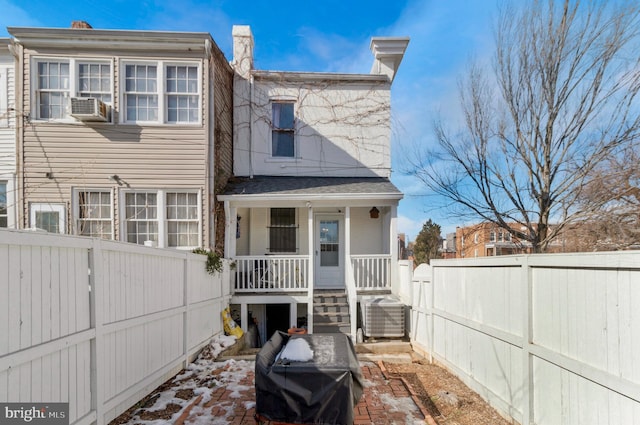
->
xmin=70 ymin=97 xmax=109 ymax=122
xmin=360 ymin=296 xmax=405 ymax=338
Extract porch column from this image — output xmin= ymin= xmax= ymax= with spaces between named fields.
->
xmin=307 ymin=204 xmax=314 ymax=333
xmin=344 ymin=206 xmax=351 ymax=286
xmin=223 ymin=202 xmax=236 ymax=258
xmin=390 ymin=204 xmax=399 ymax=295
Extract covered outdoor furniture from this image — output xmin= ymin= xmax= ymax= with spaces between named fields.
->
xmin=255 ymin=331 xmax=364 ymax=425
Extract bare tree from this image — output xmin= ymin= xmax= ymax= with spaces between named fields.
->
xmin=410 ymin=0 xmax=640 ymax=252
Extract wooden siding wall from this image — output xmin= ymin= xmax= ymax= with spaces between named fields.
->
xmin=17 ymin=46 xmax=217 ymax=244
xmin=0 ymin=229 xmax=232 ymax=425
xmin=211 ymin=46 xmax=234 ymax=253
xmin=0 ymin=61 xmax=15 ymax=172
xmin=408 ymin=254 xmax=640 ymax=425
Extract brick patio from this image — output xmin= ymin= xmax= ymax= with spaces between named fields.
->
xmin=173 ymin=361 xmax=430 ymax=425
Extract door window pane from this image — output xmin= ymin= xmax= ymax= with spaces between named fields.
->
xmin=320 ymin=220 xmax=339 ymax=266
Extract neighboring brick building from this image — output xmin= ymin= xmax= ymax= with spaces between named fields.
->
xmin=455 ymin=222 xmax=532 ymax=258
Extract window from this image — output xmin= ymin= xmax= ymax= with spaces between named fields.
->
xmin=76 ymin=190 xmax=113 ymax=239
xmin=271 ymin=102 xmax=295 ymax=157
xmin=34 ymin=58 xmax=112 ymax=121
xmin=125 ymin=192 xmax=158 ymax=245
xmin=498 ymin=230 xmax=504 ymax=242
xmin=124 ymin=64 xmax=158 ymax=122
xmin=123 ymin=61 xmax=200 ymax=124
xmin=123 ymin=190 xmax=200 ymax=249
xmin=166 ymin=65 xmax=198 ymax=123
xmin=269 ymin=208 xmax=296 ymax=253
xmin=166 ymin=192 xmax=199 ymax=247
xmin=489 ymin=230 xmax=496 ymax=242
xmin=30 ymin=203 xmax=65 ymax=233
xmin=37 ymin=61 xmax=70 ymax=119
xmin=474 ymin=233 xmax=479 ymax=243
xmin=0 ymin=182 xmax=7 ymax=228
xmin=78 ymin=63 xmax=111 ymax=103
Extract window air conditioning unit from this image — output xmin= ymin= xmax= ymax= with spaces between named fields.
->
xmin=70 ymin=97 xmax=109 ymax=122
xmin=360 ymin=296 xmax=405 ymax=338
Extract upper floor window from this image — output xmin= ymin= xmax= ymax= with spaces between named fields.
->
xmin=271 ymin=102 xmax=295 ymax=157
xmin=34 ymin=58 xmax=112 ymax=121
xmin=489 ymin=230 xmax=496 ymax=242
xmin=78 ymin=63 xmax=112 ymax=103
xmin=123 ymin=61 xmax=200 ymax=124
xmin=37 ymin=61 xmax=70 ymax=119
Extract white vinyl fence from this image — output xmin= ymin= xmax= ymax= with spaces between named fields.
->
xmin=407 ymin=253 xmax=640 ymax=425
xmin=0 ymin=230 xmax=231 ymax=425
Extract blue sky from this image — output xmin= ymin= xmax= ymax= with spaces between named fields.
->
xmin=1 ymin=0 xmax=496 ymax=241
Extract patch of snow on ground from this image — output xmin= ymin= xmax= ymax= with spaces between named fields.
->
xmin=117 ymin=334 xmax=247 ymax=425
xmin=378 ymin=392 xmax=424 ymax=424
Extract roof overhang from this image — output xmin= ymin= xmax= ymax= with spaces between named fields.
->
xmin=7 ymin=27 xmax=214 ymax=54
xmin=253 ymin=70 xmax=389 ymax=83
xmin=218 ymin=176 xmax=403 ymax=207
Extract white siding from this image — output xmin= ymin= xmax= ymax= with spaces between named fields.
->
xmin=235 ymin=77 xmax=392 ymax=178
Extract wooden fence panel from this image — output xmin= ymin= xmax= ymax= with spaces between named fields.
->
xmin=0 ymin=230 xmax=228 ymax=425
xmin=411 ymin=252 xmax=640 ymax=425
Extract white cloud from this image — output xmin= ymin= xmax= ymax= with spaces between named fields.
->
xmin=397 ymin=214 xmax=423 ymax=242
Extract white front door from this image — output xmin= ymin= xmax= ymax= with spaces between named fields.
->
xmin=315 ymin=214 xmax=344 ymax=289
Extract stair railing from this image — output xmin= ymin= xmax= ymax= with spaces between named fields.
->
xmin=345 ymin=260 xmax=358 ymax=340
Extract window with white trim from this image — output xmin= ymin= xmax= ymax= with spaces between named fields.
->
xmin=75 ymin=190 xmax=113 ymax=239
xmin=33 ymin=58 xmax=112 ymax=121
xmin=0 ymin=182 xmax=7 ymax=228
xmin=271 ymin=102 xmax=295 ymax=157
xmin=489 ymin=230 xmax=496 ymax=242
xmin=123 ymin=190 xmax=200 ymax=249
xmin=269 ymin=208 xmax=297 ymax=253
xmin=30 ymin=203 xmax=65 ymax=233
xmin=166 ymin=192 xmax=199 ymax=247
xmin=122 ymin=61 xmax=201 ymax=124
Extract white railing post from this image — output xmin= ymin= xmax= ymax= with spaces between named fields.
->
xmin=183 ymin=253 xmax=190 ymax=368
xmin=307 ymin=205 xmax=314 ymax=333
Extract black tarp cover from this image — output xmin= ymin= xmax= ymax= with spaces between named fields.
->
xmin=255 ymin=331 xmax=364 ymax=425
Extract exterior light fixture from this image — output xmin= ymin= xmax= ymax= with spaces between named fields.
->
xmin=369 ymin=207 xmax=379 ymax=219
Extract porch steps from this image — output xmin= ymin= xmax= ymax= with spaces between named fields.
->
xmin=313 ymin=290 xmax=351 ymax=335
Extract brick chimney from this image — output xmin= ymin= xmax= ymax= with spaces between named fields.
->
xmin=71 ymin=21 xmax=93 ymax=29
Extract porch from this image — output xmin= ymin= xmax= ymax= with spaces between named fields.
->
xmin=218 ymin=176 xmax=403 ymax=339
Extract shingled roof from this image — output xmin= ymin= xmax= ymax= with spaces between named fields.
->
xmin=222 ymin=176 xmax=402 ymax=197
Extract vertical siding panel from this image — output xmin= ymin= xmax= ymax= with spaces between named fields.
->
xmin=0 ymin=244 xmax=8 ymax=356
xmin=59 ymin=248 xmax=70 ymax=337
xmin=50 ymin=247 xmax=61 ymax=340
xmin=76 ymin=248 xmax=89 ymax=331
xmin=7 ymin=366 xmax=19 ymax=401
xmin=41 ymin=246 xmax=52 ymax=343
xmin=31 ymin=357 xmax=42 ymax=401
xmin=41 ymin=353 xmax=52 ymax=401
xmin=0 ymin=370 xmax=7 ymax=402
xmin=19 ymin=362 xmax=30 ymax=402
xmin=67 ymin=248 xmax=77 ymax=334
xmin=32 ymin=246 xmax=43 ymax=346
xmin=59 ymin=347 xmax=69 ymax=404
xmin=67 ymin=346 xmax=77 ymax=422
xmin=20 ymin=245 xmax=32 ymax=350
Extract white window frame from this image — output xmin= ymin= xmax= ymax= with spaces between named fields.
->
xmin=120 ymin=189 xmax=201 ymax=249
xmin=0 ymin=180 xmax=7 ymax=227
xmin=30 ymin=203 xmax=66 ymax=233
xmin=120 ymin=60 xmax=202 ymax=125
xmin=73 ymin=188 xmax=115 ymax=239
xmin=270 ymin=100 xmax=296 ymax=159
xmin=32 ymin=57 xmax=114 ymax=122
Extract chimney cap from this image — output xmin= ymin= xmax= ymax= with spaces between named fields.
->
xmin=71 ymin=21 xmax=93 ymax=29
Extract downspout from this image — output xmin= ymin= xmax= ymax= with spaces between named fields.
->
xmin=249 ymin=73 xmax=254 ymax=179
xmin=8 ymin=40 xmax=24 ymax=228
xmin=204 ymin=39 xmax=214 ymax=249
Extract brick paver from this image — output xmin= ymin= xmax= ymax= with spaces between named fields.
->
xmin=176 ymin=361 xmax=427 ymax=424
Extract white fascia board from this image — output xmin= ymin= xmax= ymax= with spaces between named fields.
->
xmin=217 ymin=192 xmax=403 ymax=205
xmin=253 ymin=70 xmax=389 ymax=83
xmin=7 ymin=27 xmax=213 ymax=53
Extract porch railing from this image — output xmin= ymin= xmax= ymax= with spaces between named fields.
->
xmin=351 ymin=255 xmax=391 ymax=290
xmin=234 ymin=255 xmax=309 ymax=292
